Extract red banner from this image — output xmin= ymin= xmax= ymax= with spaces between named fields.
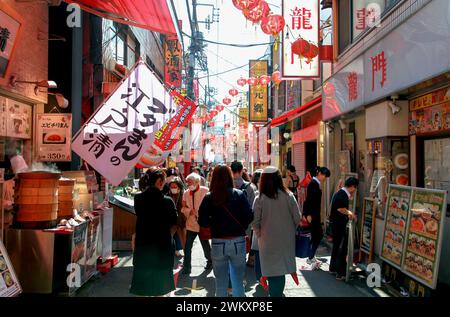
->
xmin=153 ymin=91 xmax=197 ymax=152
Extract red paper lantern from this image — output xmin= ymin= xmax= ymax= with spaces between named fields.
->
xmin=216 ymin=105 xmax=225 ymax=112
xmin=247 ymin=77 xmax=258 ymax=86
xmin=237 ymin=77 xmax=247 ymax=87
xmin=209 ymin=121 xmax=215 ymax=127
xmin=272 ymin=71 xmax=282 ymax=85
xmin=232 ymin=0 xmax=260 ymax=11
xmin=259 ymin=75 xmax=271 ymax=85
xmin=229 ymin=88 xmax=239 ymax=97
xmin=260 ymin=15 xmax=285 ymax=36
xmin=223 ymin=97 xmax=232 ymax=105
xmin=292 ymin=38 xmax=311 ymax=59
xmin=210 ymin=110 xmax=219 ymax=117
xmin=292 ymin=38 xmax=319 ymax=64
xmin=243 ymin=1 xmax=269 ymax=24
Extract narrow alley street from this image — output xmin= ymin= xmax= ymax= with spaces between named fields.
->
xmin=76 ymin=240 xmax=386 ymax=298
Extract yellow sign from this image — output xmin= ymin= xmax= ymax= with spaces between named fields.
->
xmin=409 ymin=86 xmax=450 ymax=111
xmin=249 ymin=60 xmax=268 ymax=122
xmin=239 ymin=108 xmax=249 ymax=129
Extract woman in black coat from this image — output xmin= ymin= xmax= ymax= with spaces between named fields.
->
xmin=130 ymin=167 xmax=178 ymax=297
xmin=302 ymin=166 xmax=330 ymax=268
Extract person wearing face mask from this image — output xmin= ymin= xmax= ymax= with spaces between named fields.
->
xmin=130 ymin=167 xmax=178 ymax=297
xmin=181 ymin=172 xmax=212 ymax=274
xmin=167 ymin=177 xmax=186 ymax=257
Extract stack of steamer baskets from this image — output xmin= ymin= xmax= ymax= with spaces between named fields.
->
xmin=62 ymin=171 xmax=95 ymax=211
xmin=57 ymin=178 xmax=76 ymax=221
xmin=14 ymin=172 xmax=61 ymax=229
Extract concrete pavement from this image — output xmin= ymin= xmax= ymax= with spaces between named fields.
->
xmin=76 ymin=238 xmax=389 ymax=297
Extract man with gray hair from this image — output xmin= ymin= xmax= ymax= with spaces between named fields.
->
xmin=181 ymin=172 xmax=212 ymax=274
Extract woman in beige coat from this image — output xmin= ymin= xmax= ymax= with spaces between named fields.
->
xmin=252 ymin=166 xmax=301 ymax=297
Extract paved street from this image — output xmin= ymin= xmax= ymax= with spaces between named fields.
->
xmin=76 ymin=239 xmax=388 ymax=297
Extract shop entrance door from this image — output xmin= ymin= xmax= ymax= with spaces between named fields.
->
xmin=305 ymin=141 xmax=317 ymax=175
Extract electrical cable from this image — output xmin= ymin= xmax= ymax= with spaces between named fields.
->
xmin=182 ymin=31 xmax=271 ymax=47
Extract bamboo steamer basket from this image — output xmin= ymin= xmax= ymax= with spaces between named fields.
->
xmin=58 ymin=178 xmax=75 ymax=220
xmin=14 ymin=172 xmax=60 ymax=229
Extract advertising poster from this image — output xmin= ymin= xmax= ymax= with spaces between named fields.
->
xmin=337 ymin=150 xmax=351 ymax=175
xmin=0 ymin=240 xmax=21 ymax=297
xmin=360 ymin=198 xmax=376 ymax=256
xmin=164 ymin=35 xmax=182 ymax=88
xmin=6 ymin=98 xmax=32 ymax=139
xmin=36 ymin=114 xmax=72 ymax=162
xmin=85 ymin=217 xmax=100 ymax=280
xmin=381 ymin=185 xmax=412 ymax=268
xmin=70 ymin=222 xmax=88 ymax=294
xmin=403 ymin=188 xmax=446 ymax=288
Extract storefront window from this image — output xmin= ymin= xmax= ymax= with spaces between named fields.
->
xmin=424 ymin=138 xmax=450 ymax=212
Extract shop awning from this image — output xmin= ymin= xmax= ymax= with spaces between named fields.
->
xmin=271 ymin=96 xmax=322 ymax=128
xmin=64 ymin=0 xmax=178 ymax=35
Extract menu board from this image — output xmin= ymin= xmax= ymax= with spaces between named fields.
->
xmin=6 ymin=98 xmax=32 ymax=139
xmin=360 ymin=198 xmax=376 ymax=256
xmin=85 ymin=217 xmax=100 ymax=280
xmin=0 ymin=240 xmax=21 ymax=297
xmin=381 ymin=185 xmax=412 ymax=268
xmin=36 ymin=114 xmax=72 ymax=162
xmin=403 ymin=188 xmax=446 ymax=288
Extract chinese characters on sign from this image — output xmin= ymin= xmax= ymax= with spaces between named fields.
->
xmin=249 ymin=60 xmax=268 ymax=122
xmin=352 ymin=0 xmax=384 ymax=40
xmin=347 ymin=72 xmax=358 ymax=102
xmin=36 ymin=114 xmax=72 ymax=162
xmin=239 ymin=107 xmax=249 ymax=142
xmin=291 ymin=6 xmax=312 ymax=30
xmin=153 ymin=90 xmax=197 ymax=152
xmin=164 ymin=35 xmax=182 ymax=88
xmin=282 ymin=0 xmax=320 ymax=78
xmin=71 ymin=62 xmax=175 ymax=186
xmin=371 ymin=51 xmax=387 ymax=91
xmin=0 ymin=6 xmax=21 ymax=78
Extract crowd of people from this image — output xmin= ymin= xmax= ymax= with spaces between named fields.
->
xmin=130 ymin=162 xmax=359 ymax=297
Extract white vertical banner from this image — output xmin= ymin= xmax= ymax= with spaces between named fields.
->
xmin=282 ymin=0 xmax=320 ymax=78
xmin=71 ymin=61 xmax=175 ymax=185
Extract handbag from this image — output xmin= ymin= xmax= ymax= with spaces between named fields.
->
xmin=222 ymin=204 xmax=251 ymax=253
xmin=295 ymin=227 xmax=311 ymax=258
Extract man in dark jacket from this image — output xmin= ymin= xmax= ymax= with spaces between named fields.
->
xmin=329 ymin=177 xmax=359 ymax=280
xmin=302 ymin=167 xmax=330 ymax=268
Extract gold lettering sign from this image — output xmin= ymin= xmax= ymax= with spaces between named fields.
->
xmin=249 ymin=60 xmax=268 ymax=122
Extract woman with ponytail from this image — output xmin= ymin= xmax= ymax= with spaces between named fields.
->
xmin=302 ymin=166 xmax=331 ymax=269
xmin=130 ymin=167 xmax=178 ymax=297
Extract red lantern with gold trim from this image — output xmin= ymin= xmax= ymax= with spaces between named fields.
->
xmin=229 ymin=88 xmax=239 ymax=97
xmin=272 ymin=71 xmax=282 ymax=85
xmin=243 ymin=0 xmax=269 ymax=24
xmin=260 ymin=15 xmax=285 ymax=36
xmin=223 ymin=97 xmax=232 ymax=105
xmin=216 ymin=105 xmax=225 ymax=112
xmin=247 ymin=77 xmax=258 ymax=86
xmin=259 ymin=75 xmax=271 ymax=85
xmin=237 ymin=77 xmax=247 ymax=87
xmin=210 ymin=110 xmax=218 ymax=117
xmin=232 ymin=0 xmax=260 ymax=11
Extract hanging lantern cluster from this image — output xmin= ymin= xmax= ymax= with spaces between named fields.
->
xmin=232 ymin=0 xmax=285 ymax=37
xmin=292 ymin=37 xmax=320 ymax=65
xmin=235 ymin=72 xmax=282 ymax=87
